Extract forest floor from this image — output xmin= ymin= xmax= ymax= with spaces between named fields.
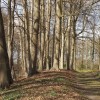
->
xmin=0 ymin=70 xmax=100 ymax=100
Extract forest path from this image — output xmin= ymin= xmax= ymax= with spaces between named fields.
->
xmin=74 ymin=71 xmax=100 ymax=100
xmin=0 ymin=71 xmax=100 ymax=100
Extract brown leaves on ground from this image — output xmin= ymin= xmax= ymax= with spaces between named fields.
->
xmin=0 ymin=71 xmax=91 ymax=100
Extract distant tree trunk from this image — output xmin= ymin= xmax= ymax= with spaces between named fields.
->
xmin=45 ymin=0 xmax=51 ymax=70
xmin=82 ymin=33 xmax=84 ymax=69
xmin=60 ymin=1 xmax=64 ymax=69
xmin=92 ymin=25 xmax=95 ymax=70
xmin=99 ymin=37 xmax=100 ymax=70
xmin=29 ymin=0 xmax=34 ymax=71
xmin=60 ymin=32 xmax=64 ymax=69
xmin=8 ymin=0 xmax=12 ymax=68
xmin=70 ymin=16 xmax=77 ymax=70
xmin=66 ymin=16 xmax=71 ymax=70
xmin=53 ymin=0 xmax=62 ymax=70
xmin=0 ymin=4 xmax=13 ymax=88
xmin=52 ymin=25 xmax=55 ymax=68
xmin=22 ymin=0 xmax=33 ymax=76
xmin=11 ymin=0 xmax=16 ymax=79
xmin=19 ymin=27 xmax=28 ymax=77
xmin=39 ymin=0 xmax=45 ymax=71
xmin=33 ymin=0 xmax=40 ymax=73
xmin=20 ymin=12 xmax=29 ymax=76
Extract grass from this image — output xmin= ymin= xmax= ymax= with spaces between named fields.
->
xmin=2 ymin=91 xmax=22 ymax=100
xmin=54 ymin=77 xmax=66 ymax=82
xmin=49 ymin=90 xmax=57 ymax=97
xmin=77 ymin=69 xmax=93 ymax=73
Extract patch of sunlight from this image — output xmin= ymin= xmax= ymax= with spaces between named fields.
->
xmin=76 ymin=69 xmax=93 ymax=73
xmin=3 ymin=91 xmax=22 ymax=100
xmin=87 ymin=81 xmax=100 ymax=86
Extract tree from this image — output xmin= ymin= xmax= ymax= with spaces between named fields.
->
xmin=39 ymin=0 xmax=45 ymax=71
xmin=99 ymin=37 xmax=100 ymax=70
xmin=0 ymin=2 xmax=13 ymax=88
xmin=8 ymin=0 xmax=12 ymax=68
xmin=53 ymin=0 xmax=62 ymax=70
xmin=45 ymin=0 xmax=51 ymax=70
xmin=33 ymin=0 xmax=40 ymax=73
xmin=22 ymin=0 xmax=33 ymax=76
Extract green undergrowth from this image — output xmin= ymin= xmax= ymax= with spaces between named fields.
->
xmin=77 ymin=69 xmax=93 ymax=73
xmin=49 ymin=90 xmax=57 ymax=97
xmin=36 ymin=77 xmax=67 ymax=83
xmin=2 ymin=91 xmax=22 ymax=100
xmin=53 ymin=77 xmax=66 ymax=82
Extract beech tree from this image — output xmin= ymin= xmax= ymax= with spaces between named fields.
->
xmin=33 ymin=0 xmax=40 ymax=73
xmin=0 ymin=0 xmax=13 ymax=88
xmin=53 ymin=0 xmax=62 ymax=70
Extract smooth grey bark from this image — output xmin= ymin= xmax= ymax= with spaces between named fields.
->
xmin=22 ymin=0 xmax=33 ymax=76
xmin=8 ymin=0 xmax=12 ymax=68
xmin=45 ymin=0 xmax=51 ymax=70
xmin=53 ymin=0 xmax=62 ymax=70
xmin=33 ymin=0 xmax=40 ymax=73
xmin=39 ymin=0 xmax=45 ymax=71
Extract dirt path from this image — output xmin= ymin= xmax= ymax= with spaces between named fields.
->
xmin=86 ymin=95 xmax=100 ymax=100
xmin=74 ymin=72 xmax=100 ymax=100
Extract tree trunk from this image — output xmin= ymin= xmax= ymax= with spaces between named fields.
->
xmin=53 ymin=0 xmax=62 ymax=70
xmin=39 ymin=0 xmax=45 ymax=71
xmin=45 ymin=0 xmax=51 ymax=70
xmin=99 ymin=37 xmax=100 ymax=70
xmin=0 ymin=4 xmax=13 ymax=88
xmin=8 ymin=0 xmax=12 ymax=68
xmin=11 ymin=0 xmax=16 ymax=79
xmin=33 ymin=0 xmax=40 ymax=73
xmin=66 ymin=16 xmax=71 ymax=70
xmin=70 ymin=17 xmax=76 ymax=70
xmin=60 ymin=2 xmax=64 ymax=69
xmin=22 ymin=0 xmax=33 ymax=76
